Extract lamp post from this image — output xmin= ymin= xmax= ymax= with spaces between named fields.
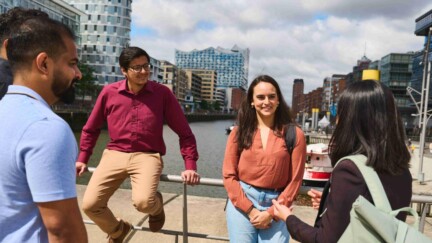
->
xmin=407 ymin=27 xmax=432 ymax=185
xmin=418 ymin=27 xmax=432 ymax=184
xmin=414 ymin=111 xmax=432 ymax=185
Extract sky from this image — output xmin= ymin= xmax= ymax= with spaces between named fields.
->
xmin=130 ymin=0 xmax=432 ymax=105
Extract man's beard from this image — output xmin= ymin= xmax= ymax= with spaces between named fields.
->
xmin=58 ymin=84 xmax=75 ymax=104
xmin=51 ymin=72 xmax=76 ymax=104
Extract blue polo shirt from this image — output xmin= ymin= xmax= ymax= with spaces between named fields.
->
xmin=0 ymin=85 xmax=78 ymax=242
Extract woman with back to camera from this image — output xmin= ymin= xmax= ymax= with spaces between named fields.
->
xmin=223 ymin=75 xmax=306 ymax=242
xmin=272 ymin=80 xmax=412 ymax=243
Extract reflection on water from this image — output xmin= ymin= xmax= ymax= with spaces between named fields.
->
xmin=75 ymin=120 xmax=235 ymax=198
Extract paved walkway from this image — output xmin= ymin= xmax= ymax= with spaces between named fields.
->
xmin=76 ymin=185 xmax=319 ymax=243
xmin=77 ymin=144 xmax=432 ymax=242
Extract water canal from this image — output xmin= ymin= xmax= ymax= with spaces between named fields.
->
xmin=75 ymin=119 xmax=235 ymax=198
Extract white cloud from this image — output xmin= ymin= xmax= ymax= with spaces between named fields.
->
xmin=130 ymin=1 xmax=432 ymax=105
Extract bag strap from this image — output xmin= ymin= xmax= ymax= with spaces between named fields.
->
xmin=396 ymin=221 xmax=409 ymax=243
xmin=335 ymin=154 xmax=392 ymax=212
xmin=285 ymin=124 xmax=297 ymax=157
xmin=391 ymin=207 xmax=420 ymax=230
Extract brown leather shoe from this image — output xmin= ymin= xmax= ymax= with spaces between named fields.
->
xmin=149 ymin=192 xmax=165 ymax=232
xmin=108 ymin=220 xmax=133 ymax=243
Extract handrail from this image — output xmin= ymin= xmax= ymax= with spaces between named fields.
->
xmin=412 ymin=194 xmax=432 ymax=232
xmin=83 ymin=167 xmax=432 ymax=242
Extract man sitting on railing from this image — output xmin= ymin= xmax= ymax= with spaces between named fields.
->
xmin=76 ymin=46 xmax=200 ymax=243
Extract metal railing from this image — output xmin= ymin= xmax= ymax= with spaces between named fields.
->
xmin=411 ymin=194 xmax=432 ymax=232
xmin=84 ymin=167 xmax=432 ymax=242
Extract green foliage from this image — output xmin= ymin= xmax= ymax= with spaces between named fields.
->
xmin=213 ymin=101 xmax=221 ymax=111
xmin=75 ymin=63 xmax=100 ymax=101
xmin=200 ymin=100 xmax=209 ymax=110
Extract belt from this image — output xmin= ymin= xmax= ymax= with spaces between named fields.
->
xmin=251 ymin=184 xmax=285 ymax=192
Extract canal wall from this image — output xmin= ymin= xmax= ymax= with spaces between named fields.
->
xmin=56 ymin=111 xmax=236 ymax=131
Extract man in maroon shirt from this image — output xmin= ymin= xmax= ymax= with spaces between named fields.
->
xmin=76 ymin=47 xmax=200 ymax=242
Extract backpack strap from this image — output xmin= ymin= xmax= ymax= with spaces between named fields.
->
xmin=285 ymin=124 xmax=297 ymax=157
xmin=334 ymin=154 xmax=392 ymax=212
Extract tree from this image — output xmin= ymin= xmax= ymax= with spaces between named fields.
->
xmin=213 ymin=101 xmax=221 ymax=111
xmin=75 ymin=63 xmax=100 ymax=107
xmin=200 ymin=100 xmax=209 ymax=110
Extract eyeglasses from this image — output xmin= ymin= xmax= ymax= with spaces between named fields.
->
xmin=128 ymin=63 xmax=151 ymax=73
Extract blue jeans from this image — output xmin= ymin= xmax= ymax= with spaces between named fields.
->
xmin=226 ymin=181 xmax=290 ymax=243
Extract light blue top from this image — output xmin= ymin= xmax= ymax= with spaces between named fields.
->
xmin=0 ymin=85 xmax=78 ymax=243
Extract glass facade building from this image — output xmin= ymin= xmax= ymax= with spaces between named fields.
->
xmin=69 ymin=0 xmax=132 ymax=85
xmin=413 ymin=9 xmax=432 ymax=92
xmin=411 ymin=9 xmax=432 ymax=111
xmin=175 ymin=45 xmax=249 ymax=90
xmin=380 ymin=53 xmax=414 ymax=109
xmin=410 ymin=38 xmax=432 ymax=98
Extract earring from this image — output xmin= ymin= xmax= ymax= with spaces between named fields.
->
xmin=251 ymin=103 xmax=254 ymax=109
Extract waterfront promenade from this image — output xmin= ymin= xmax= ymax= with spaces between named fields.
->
xmin=76 ymin=142 xmax=432 ymax=243
xmin=76 ymin=185 xmax=318 ymax=243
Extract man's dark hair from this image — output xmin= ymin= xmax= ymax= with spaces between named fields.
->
xmin=6 ymin=17 xmax=76 ymax=72
xmin=0 ymin=7 xmax=49 ymax=43
xmin=119 ymin=46 xmax=151 ymax=69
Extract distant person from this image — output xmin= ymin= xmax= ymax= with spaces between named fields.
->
xmin=76 ymin=46 xmax=200 ymax=242
xmin=223 ymin=75 xmax=306 ymax=242
xmin=272 ymin=80 xmax=412 ymax=243
xmin=0 ymin=7 xmax=48 ymax=100
xmin=0 ymin=16 xmax=87 ymax=242
xmin=407 ymin=139 xmax=414 ymax=154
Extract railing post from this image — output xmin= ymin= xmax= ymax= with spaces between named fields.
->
xmin=183 ymin=183 xmax=188 ymax=243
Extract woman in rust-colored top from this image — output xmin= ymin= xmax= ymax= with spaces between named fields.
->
xmin=223 ymin=75 xmax=306 ymax=243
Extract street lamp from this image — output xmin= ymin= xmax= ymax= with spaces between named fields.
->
xmin=411 ymin=112 xmax=432 ymax=184
xmin=407 ymin=26 xmax=432 ymax=184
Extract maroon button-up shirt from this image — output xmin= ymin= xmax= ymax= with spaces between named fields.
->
xmin=78 ymin=79 xmax=198 ymax=170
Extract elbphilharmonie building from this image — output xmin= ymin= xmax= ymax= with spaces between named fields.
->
xmin=175 ymin=45 xmax=249 ymax=90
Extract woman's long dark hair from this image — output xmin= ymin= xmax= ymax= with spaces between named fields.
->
xmin=329 ymin=80 xmax=410 ymax=175
xmin=236 ymin=75 xmax=293 ymax=153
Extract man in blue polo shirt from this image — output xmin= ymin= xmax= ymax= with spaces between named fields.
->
xmin=0 ymin=15 xmax=87 ymax=242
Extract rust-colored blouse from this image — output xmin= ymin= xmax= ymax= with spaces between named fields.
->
xmin=222 ymin=126 xmax=306 ymax=216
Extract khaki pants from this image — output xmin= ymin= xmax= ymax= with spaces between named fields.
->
xmin=82 ymin=149 xmax=163 ymax=237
